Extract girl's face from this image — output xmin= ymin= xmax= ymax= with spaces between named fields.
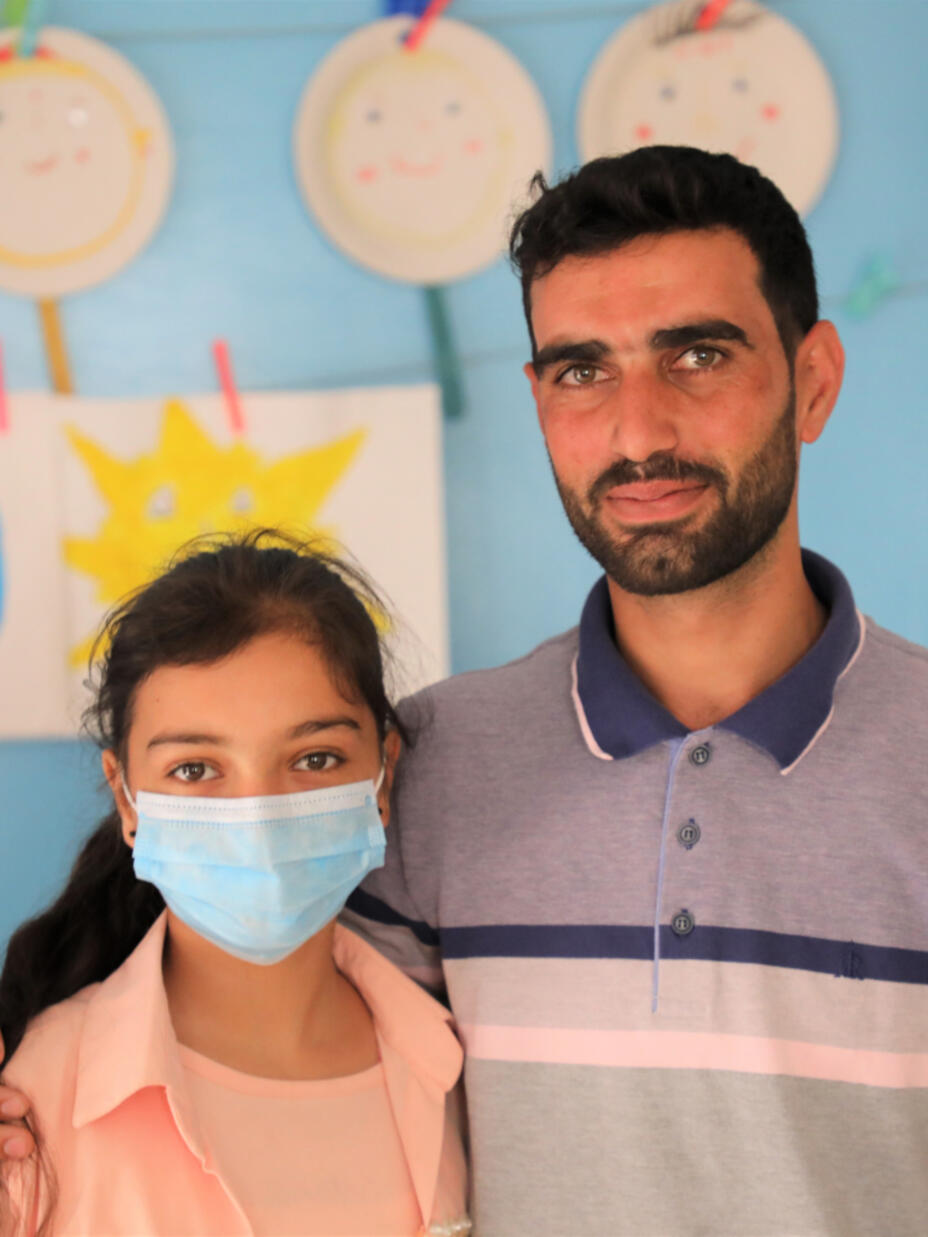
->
xmin=103 ymin=630 xmax=399 ymax=843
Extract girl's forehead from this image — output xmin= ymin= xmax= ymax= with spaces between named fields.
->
xmin=129 ymin=633 xmax=372 ymax=735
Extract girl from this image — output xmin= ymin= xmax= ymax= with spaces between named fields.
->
xmin=0 ymin=532 xmax=469 ymax=1236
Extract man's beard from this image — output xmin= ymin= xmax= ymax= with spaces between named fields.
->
xmin=554 ymin=394 xmax=798 ymax=597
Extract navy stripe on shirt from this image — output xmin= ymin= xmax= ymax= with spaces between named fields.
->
xmin=346 ymin=887 xmax=441 ymax=947
xmin=438 ymin=923 xmax=928 ymax=985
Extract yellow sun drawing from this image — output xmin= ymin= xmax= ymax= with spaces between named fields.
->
xmin=63 ymin=398 xmax=366 ymax=666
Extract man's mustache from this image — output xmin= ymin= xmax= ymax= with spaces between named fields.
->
xmin=588 ymin=453 xmax=729 ymax=505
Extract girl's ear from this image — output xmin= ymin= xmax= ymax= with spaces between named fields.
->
xmin=102 ymin=749 xmax=137 ymax=847
xmin=377 ymin=729 xmax=403 ymax=830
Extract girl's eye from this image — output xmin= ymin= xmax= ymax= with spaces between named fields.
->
xmin=294 ymin=752 xmax=341 ymax=773
xmin=559 ymin=364 xmax=601 ymax=386
xmin=170 ymin=761 xmax=216 ymax=783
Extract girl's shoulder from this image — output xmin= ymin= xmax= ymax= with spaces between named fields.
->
xmin=3 ymin=983 xmax=100 ymax=1102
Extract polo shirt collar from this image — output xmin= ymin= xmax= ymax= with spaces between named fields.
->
xmin=574 ymin=549 xmax=863 ymax=771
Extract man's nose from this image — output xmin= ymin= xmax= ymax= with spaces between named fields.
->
xmin=605 ymin=369 xmax=679 ymax=464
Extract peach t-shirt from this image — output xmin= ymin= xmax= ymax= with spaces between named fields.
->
xmin=179 ymin=1045 xmax=422 ymax=1236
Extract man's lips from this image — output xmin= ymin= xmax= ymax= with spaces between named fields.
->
xmin=603 ymin=480 xmax=710 ymax=523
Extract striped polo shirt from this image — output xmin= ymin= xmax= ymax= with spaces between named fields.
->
xmin=345 ymin=550 xmax=928 ymax=1237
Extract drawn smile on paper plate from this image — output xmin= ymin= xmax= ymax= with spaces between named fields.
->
xmin=326 ymin=48 xmax=509 ymax=243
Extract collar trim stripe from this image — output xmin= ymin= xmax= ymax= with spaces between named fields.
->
xmin=780 ymin=609 xmax=867 ymax=776
xmin=570 ymin=655 xmax=613 ymax=762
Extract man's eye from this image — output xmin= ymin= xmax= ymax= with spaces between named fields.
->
xmin=678 ymin=346 xmax=722 ymax=369
xmin=560 ymin=364 xmax=600 ymax=385
xmin=170 ymin=761 xmax=215 ymax=783
xmin=294 ymin=752 xmax=340 ymax=772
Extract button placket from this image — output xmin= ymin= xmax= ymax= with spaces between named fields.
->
xmin=667 ymin=741 xmax=711 ymax=958
xmin=678 ymin=818 xmax=700 ymax=849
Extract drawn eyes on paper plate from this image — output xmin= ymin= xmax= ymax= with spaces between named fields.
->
xmin=0 ymin=66 xmax=151 ymax=260
xmin=350 ymin=92 xmax=488 ymax=186
xmin=0 ymin=85 xmax=103 ymax=179
xmin=631 ymin=76 xmax=782 ymax=160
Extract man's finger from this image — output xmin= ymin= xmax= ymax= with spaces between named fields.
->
xmin=0 ymin=1127 xmax=34 ymax=1159
xmin=0 ymin=1095 xmax=27 ymax=1119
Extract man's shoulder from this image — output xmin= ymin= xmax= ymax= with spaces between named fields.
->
xmin=862 ymin=615 xmax=928 ymax=665
xmin=409 ymin=625 xmax=579 ymax=708
xmin=858 ymin=615 xmax=928 ymax=694
xmin=399 ymin=626 xmax=579 ymax=735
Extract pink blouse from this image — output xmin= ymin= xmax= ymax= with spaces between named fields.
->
xmin=3 ymin=915 xmax=470 ymax=1236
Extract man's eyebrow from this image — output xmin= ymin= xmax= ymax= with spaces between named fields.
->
xmin=650 ymin=320 xmax=752 ymax=350
xmin=532 ymin=339 xmax=610 ymax=374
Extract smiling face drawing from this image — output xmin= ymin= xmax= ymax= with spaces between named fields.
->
xmin=0 ymin=58 xmax=142 ymax=260
xmin=328 ymin=48 xmax=506 ymax=245
xmin=295 ymin=16 xmax=551 ymax=284
xmin=0 ymin=27 xmax=173 ymax=297
xmin=579 ymin=0 xmax=838 ymax=216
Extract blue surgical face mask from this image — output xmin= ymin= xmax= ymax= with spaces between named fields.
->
xmin=123 ymin=770 xmax=386 ymax=965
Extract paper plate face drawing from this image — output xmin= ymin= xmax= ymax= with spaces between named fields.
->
xmin=0 ymin=26 xmax=174 ymax=297
xmin=294 ymin=15 xmax=551 ymax=284
xmin=578 ymin=0 xmax=838 ymax=216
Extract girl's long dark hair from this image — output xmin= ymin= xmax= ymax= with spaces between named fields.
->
xmin=0 ymin=529 xmax=406 ymax=1232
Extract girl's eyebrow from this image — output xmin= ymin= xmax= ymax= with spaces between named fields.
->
xmin=287 ymin=717 xmax=361 ymax=738
xmin=146 ymin=717 xmax=362 ymax=749
xmin=147 ymin=731 xmax=226 ymax=749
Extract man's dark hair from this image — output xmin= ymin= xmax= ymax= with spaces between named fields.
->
xmin=509 ymin=146 xmax=819 ymax=360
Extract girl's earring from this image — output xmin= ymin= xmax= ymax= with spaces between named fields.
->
xmin=129 ymin=830 xmax=136 ymax=839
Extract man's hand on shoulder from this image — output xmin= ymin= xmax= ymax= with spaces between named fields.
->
xmin=0 ymin=1032 xmax=35 ymax=1160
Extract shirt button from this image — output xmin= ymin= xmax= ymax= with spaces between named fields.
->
xmin=678 ymin=819 xmax=701 ymax=849
xmin=671 ymin=909 xmax=695 ymax=937
xmin=690 ymin=743 xmax=711 ymax=767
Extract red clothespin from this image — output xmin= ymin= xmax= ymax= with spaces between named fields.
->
xmin=404 ymin=0 xmax=452 ymax=51
xmin=211 ymin=339 xmax=247 ymax=437
xmin=695 ymin=0 xmax=735 ymax=31
xmin=0 ymin=340 xmax=9 ymax=435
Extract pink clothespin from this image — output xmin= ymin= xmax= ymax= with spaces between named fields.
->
xmin=212 ymin=338 xmax=247 ymax=437
xmin=404 ymin=0 xmax=452 ymax=52
xmin=0 ymin=340 xmax=9 ymax=435
xmin=695 ymin=0 xmax=735 ymax=31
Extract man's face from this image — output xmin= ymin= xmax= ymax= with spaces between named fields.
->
xmin=526 ymin=228 xmax=805 ymax=596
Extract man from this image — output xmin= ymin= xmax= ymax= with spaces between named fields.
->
xmin=3 ymin=148 xmax=927 ymax=1234
xmin=345 ymin=148 xmax=928 ymax=1235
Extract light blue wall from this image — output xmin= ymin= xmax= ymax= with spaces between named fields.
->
xmin=1 ymin=0 xmax=927 ymax=951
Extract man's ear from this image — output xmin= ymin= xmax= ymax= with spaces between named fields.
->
xmin=102 ymin=749 xmax=137 ymax=847
xmin=794 ymin=319 xmax=845 ymax=445
xmin=524 ymin=361 xmax=545 ymax=432
xmin=377 ymin=729 xmax=402 ymax=830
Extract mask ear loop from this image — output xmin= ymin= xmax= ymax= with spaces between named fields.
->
xmin=119 ymin=771 xmax=138 ymax=838
xmin=374 ymin=761 xmax=387 ymax=817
